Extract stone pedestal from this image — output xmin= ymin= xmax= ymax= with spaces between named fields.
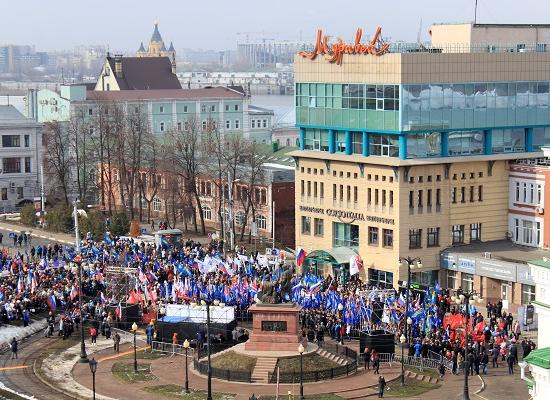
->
xmin=245 ymin=303 xmax=303 ymax=352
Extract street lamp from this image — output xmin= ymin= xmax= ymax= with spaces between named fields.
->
xmin=397 ymin=257 xmax=422 ymax=386
xmin=74 ymin=254 xmax=88 ymax=364
xmin=131 ymin=322 xmax=138 ymax=373
xmin=455 ymin=289 xmax=483 ymax=400
xmin=298 ymin=343 xmax=305 ymax=400
xmin=202 ymin=298 xmax=213 ymax=400
xmin=89 ymin=357 xmax=98 ymax=400
xmin=183 ymin=339 xmax=190 ymax=394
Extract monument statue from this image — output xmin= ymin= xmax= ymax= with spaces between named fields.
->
xmin=257 ymin=264 xmax=296 ymax=304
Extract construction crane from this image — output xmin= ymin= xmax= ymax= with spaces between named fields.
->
xmin=237 ymin=31 xmax=280 ymax=44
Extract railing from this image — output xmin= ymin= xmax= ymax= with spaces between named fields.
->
xmin=193 ymin=358 xmax=252 ymax=382
xmin=318 ymin=342 xmax=358 ymax=362
xmin=151 ymin=340 xmax=190 ymax=356
xmin=379 ymin=352 xmax=450 ymax=371
xmin=426 ymin=349 xmax=454 ymax=371
xmin=269 ymin=360 xmax=357 ymax=384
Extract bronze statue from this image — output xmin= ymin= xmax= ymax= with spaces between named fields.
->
xmin=257 ymin=264 xmax=296 ymax=304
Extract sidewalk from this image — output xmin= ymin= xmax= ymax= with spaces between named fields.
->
xmin=0 ymin=220 xmax=74 ymax=245
xmin=71 ymin=344 xmax=400 ymax=400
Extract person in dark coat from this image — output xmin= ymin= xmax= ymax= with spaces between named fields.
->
xmin=507 ymin=351 xmax=515 ymax=374
xmin=378 ymin=375 xmax=386 ymax=398
xmin=10 ymin=338 xmax=18 ymax=359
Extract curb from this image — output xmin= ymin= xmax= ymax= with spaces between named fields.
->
xmin=474 ymin=374 xmax=486 ymax=394
xmin=32 ymin=354 xmax=81 ymax=400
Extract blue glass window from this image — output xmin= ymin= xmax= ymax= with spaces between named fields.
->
xmin=492 ymin=128 xmax=525 ymax=153
xmin=406 ymin=132 xmax=441 ymax=158
xmin=448 ymin=131 xmax=484 ymax=156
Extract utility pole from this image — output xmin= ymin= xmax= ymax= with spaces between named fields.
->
xmin=40 ymin=165 xmax=45 ymax=226
xmin=227 ymin=170 xmax=235 ymax=252
xmin=474 ymin=0 xmax=478 ymax=24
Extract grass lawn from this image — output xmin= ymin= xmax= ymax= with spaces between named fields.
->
xmin=143 ymin=384 xmax=235 ymax=399
xmin=259 ymin=395 xmax=344 ymax=400
xmin=137 ymin=350 xmax=167 ymax=360
xmin=210 ymin=350 xmax=257 ymax=373
xmin=276 ymin=353 xmax=341 ymax=374
xmin=112 ymin=362 xmax=156 ymax=383
xmin=405 ymin=365 xmax=440 ymax=379
xmin=383 ymin=377 xmax=440 ymax=397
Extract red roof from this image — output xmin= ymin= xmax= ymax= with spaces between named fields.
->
xmin=86 ymin=86 xmax=245 ymax=101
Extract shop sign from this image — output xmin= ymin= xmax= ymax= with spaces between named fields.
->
xmin=516 ymin=263 xmax=535 ymax=285
xmin=440 ymin=254 xmax=457 ymax=270
xmin=299 ymin=27 xmax=390 ymax=65
xmin=476 ymin=259 xmax=516 ymax=281
xmin=299 ymin=205 xmax=394 ymax=225
xmin=457 ymin=257 xmax=476 ymax=274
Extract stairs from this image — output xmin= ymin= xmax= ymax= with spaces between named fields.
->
xmin=405 ymin=370 xmax=440 ymax=384
xmin=316 ymin=348 xmax=348 ymax=365
xmin=251 ymin=357 xmax=278 ymax=383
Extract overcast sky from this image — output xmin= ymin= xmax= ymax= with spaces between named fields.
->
xmin=1 ymin=0 xmax=548 ymax=52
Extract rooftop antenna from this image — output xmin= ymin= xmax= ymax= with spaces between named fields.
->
xmin=474 ymin=0 xmax=479 ymax=24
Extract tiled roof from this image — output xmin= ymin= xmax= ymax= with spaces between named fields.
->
xmin=524 ymin=347 xmax=550 ymax=369
xmin=86 ymin=86 xmax=244 ymax=101
xmin=106 ymin=56 xmax=181 ymax=90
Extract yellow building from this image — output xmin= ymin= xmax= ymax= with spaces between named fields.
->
xmin=291 ymin=25 xmax=550 ymax=288
xmin=136 ymin=22 xmax=176 ymax=71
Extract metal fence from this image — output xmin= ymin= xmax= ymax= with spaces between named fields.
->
xmin=151 ymin=340 xmax=192 ymax=356
xmin=268 ymin=360 xmax=357 ymax=384
xmin=379 ymin=352 xmax=448 ymax=371
xmin=193 ymin=358 xmax=252 ymax=383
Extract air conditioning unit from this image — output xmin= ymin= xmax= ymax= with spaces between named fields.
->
xmin=536 ymin=206 xmax=545 ymax=215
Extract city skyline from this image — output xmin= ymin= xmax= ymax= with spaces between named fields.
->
xmin=2 ymin=0 xmax=550 ymax=51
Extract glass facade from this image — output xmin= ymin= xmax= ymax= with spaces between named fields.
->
xmin=297 ymin=80 xmax=550 ymax=159
xmin=333 ymin=222 xmax=359 ymax=247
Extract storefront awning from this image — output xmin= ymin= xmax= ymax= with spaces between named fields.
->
xmin=305 ymin=247 xmax=359 ymax=265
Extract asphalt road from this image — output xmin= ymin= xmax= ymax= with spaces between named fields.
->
xmin=0 ymin=332 xmax=77 ymax=400
xmin=0 ymin=226 xmax=70 ymax=254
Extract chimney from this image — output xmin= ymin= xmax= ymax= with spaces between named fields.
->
xmin=114 ymin=54 xmax=123 ymax=77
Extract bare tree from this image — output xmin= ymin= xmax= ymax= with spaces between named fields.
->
xmin=67 ymin=108 xmax=94 ymax=203
xmin=138 ymin=132 xmax=161 ymax=224
xmin=42 ymin=121 xmax=73 ymax=205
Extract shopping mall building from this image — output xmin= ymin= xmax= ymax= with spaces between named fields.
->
xmin=291 ymin=23 xmax=550 ymax=300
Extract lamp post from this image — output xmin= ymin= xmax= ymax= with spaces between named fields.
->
xmin=397 ymin=257 xmax=422 ymax=385
xmin=74 ymin=256 xmax=88 ymax=364
xmin=202 ymin=298 xmax=214 ymax=400
xmin=131 ymin=322 xmax=138 ymax=372
xmin=454 ymin=289 xmax=484 ymax=400
xmin=298 ymin=343 xmax=305 ymax=400
xmin=89 ymin=357 xmax=97 ymax=400
xmin=183 ymin=339 xmax=190 ymax=394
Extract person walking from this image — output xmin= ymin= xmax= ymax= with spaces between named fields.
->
xmin=0 ymin=232 xmax=3 ymax=244
xmin=491 ymin=345 xmax=499 ymax=368
xmin=10 ymin=338 xmax=18 ymax=359
xmin=146 ymin=322 xmax=155 ymax=346
xmin=373 ymin=354 xmax=380 ymax=374
xmin=113 ymin=332 xmax=120 ymax=353
xmin=480 ymin=350 xmax=489 ymax=375
xmin=364 ymin=347 xmax=372 ymax=370
xmin=507 ymin=351 xmax=515 ymax=374
xmin=377 ymin=375 xmax=386 ymax=398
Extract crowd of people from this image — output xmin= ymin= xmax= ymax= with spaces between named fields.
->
xmin=0 ymin=230 xmax=536 ymax=382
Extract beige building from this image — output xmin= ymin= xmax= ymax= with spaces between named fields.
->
xmin=291 ymin=25 xmax=550 ymax=292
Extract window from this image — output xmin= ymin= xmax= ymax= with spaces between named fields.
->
xmin=409 ymin=229 xmax=422 ymax=249
xmin=177 ymin=122 xmax=182 ymax=131
xmin=478 ymin=185 xmax=483 ymax=201
xmin=210 ymin=105 xmax=216 ymax=112
xmin=389 ymin=191 xmax=394 ymax=208
xmin=24 ymin=157 xmax=31 ymax=173
xmin=409 ymin=191 xmax=414 ymax=208
xmin=427 ymin=189 xmax=432 ymax=207
xmin=470 ymin=223 xmax=481 ymax=241
xmin=427 ymin=227 xmax=440 ymax=247
xmin=515 ymin=182 xmax=520 ymax=202
xmin=201 ymin=105 xmax=206 ymax=112
xmin=160 ymin=122 xmax=165 ymax=132
xmin=537 ymin=221 xmax=541 ymax=246
xmin=234 ymin=120 xmax=240 ymax=129
xmin=314 ymin=218 xmax=324 ymax=236
xmin=234 ymin=104 xmax=239 ymax=111
xmin=514 ymin=218 xmax=520 ymax=242
xmin=225 ymin=104 xmax=229 ymax=111
xmin=251 ymin=120 xmax=256 ymax=129
xmin=368 ymin=269 xmax=394 ymax=289
xmin=460 ymin=187 xmax=465 ymax=203
xmin=302 ymin=216 xmax=311 ymax=235
xmin=16 ymin=187 xmax=23 ymax=199
xmin=461 ymin=273 xmax=474 ymax=292
xmin=235 ymin=211 xmax=246 ymax=226
xmin=369 ymin=134 xmax=399 ymax=157
xmin=529 ymin=183 xmax=534 ymax=203
xmin=201 ymin=206 xmax=212 ymax=220
xmin=452 ymin=187 xmax=457 ymax=203
xmin=523 ymin=182 xmax=527 ymax=202
xmin=89 ymin=127 xmax=94 ymax=135
xmin=320 ymin=182 xmax=324 ymax=201
xmin=152 ymin=197 xmax=161 ymax=211
xmin=492 ymin=128 xmax=525 ymax=153
xmin=447 ymin=270 xmax=457 ymax=289
xmin=160 ymin=106 xmax=164 ymax=113
xmin=452 ymin=224 xmax=464 ymax=244
xmin=263 ymin=119 xmax=267 ymax=128
xmin=521 ymin=284 xmax=536 ymax=304
xmin=184 ymin=121 xmax=189 ymax=131
xmin=333 ymin=222 xmax=359 ymax=247
xmin=523 ymin=220 xmax=534 ymax=244
xmin=184 ymin=105 xmax=188 ymax=112
xmin=448 ymin=130 xmax=484 ymax=155
xmin=1 ymin=188 xmax=6 ymax=200
xmin=256 ymin=215 xmax=267 ymax=230
xmin=88 ymin=108 xmax=93 ymax=116
xmin=537 ymin=184 xmax=542 ymax=204
xmin=470 ymin=186 xmax=474 ymax=202
xmin=2 ymin=135 xmax=20 ymax=147
xmin=417 ymin=190 xmax=423 ymax=207
xmin=225 ymin=120 xmax=230 ymax=129
xmin=383 ymin=229 xmax=393 ymax=248
xmin=106 ymin=83 xmax=110 ymax=91
xmin=202 ymin=120 xmax=207 ymax=130
xmin=134 ymin=106 xmax=139 ymax=114
xmin=24 ymin=135 xmax=29 ymax=147
xmin=368 ymin=227 xmax=379 ymax=245
xmin=3 ymin=158 xmax=21 ymax=173
xmin=436 ymin=189 xmax=441 ymax=206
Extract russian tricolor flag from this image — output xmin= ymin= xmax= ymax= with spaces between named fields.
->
xmin=296 ymin=247 xmax=307 ymax=267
